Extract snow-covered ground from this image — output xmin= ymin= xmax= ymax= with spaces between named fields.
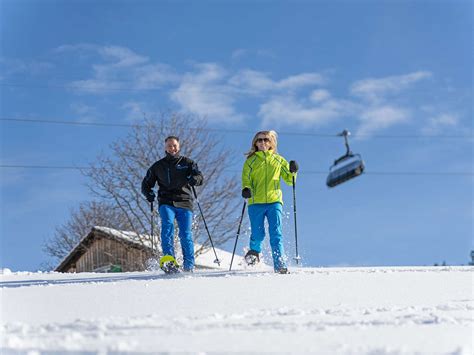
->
xmin=1 ymin=266 xmax=472 ymax=354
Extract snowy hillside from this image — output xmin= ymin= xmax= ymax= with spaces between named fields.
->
xmin=1 ymin=266 xmax=472 ymax=354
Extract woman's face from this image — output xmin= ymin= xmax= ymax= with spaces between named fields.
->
xmin=255 ymin=134 xmax=271 ymax=152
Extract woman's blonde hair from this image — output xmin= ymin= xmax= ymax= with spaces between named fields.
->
xmin=245 ymin=130 xmax=278 ymax=158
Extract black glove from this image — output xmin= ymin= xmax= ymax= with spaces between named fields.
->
xmin=145 ymin=191 xmax=156 ymax=203
xmin=188 ymin=175 xmax=198 ymax=186
xmin=289 ymin=160 xmax=299 ymax=173
xmin=242 ymin=188 xmax=252 ymax=199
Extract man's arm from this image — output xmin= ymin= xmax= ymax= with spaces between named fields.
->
xmin=188 ymin=161 xmax=204 ymax=186
xmin=141 ymin=166 xmax=157 ymax=200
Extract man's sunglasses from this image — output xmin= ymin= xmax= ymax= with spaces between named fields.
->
xmin=256 ymin=138 xmax=270 ymax=143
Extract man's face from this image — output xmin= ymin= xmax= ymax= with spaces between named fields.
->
xmin=165 ymin=139 xmax=180 ymax=156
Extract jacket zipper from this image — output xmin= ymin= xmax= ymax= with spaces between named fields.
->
xmin=265 ymin=152 xmax=268 ymax=203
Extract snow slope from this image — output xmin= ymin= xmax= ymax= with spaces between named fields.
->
xmin=1 ymin=266 xmax=472 ymax=354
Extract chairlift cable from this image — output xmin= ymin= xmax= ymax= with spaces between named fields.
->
xmin=1 ymin=117 xmax=472 ymax=139
xmin=0 ymin=164 xmax=472 ymax=176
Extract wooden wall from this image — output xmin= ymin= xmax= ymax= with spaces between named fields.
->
xmin=71 ymin=237 xmax=150 ymax=272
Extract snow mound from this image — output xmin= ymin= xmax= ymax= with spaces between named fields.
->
xmin=1 ymin=266 xmax=472 ymax=354
xmin=0 ymin=268 xmax=12 ymax=275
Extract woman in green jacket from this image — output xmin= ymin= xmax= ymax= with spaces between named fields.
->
xmin=241 ymin=130 xmax=298 ymax=274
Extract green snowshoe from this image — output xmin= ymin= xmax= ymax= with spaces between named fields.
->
xmin=159 ymin=255 xmax=180 ymax=274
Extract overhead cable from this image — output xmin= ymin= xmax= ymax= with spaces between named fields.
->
xmin=0 ymin=164 xmax=472 ymax=176
xmin=1 ymin=117 xmax=471 ymax=139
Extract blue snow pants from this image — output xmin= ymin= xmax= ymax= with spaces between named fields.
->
xmin=159 ymin=204 xmax=195 ymax=270
xmin=248 ymin=202 xmax=287 ymax=271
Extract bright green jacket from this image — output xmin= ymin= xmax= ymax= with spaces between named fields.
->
xmin=242 ymin=150 xmax=296 ymax=205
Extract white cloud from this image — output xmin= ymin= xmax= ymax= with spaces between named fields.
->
xmin=421 ymin=113 xmax=459 ymax=135
xmin=55 ymin=45 xmax=330 ymax=125
xmin=229 ymin=70 xmax=274 ymax=94
xmin=356 ymin=106 xmax=410 ymax=136
xmin=276 ymin=73 xmax=325 ymax=90
xmin=173 ymin=65 xmax=325 ymax=123
xmin=193 ymin=63 xmax=228 ymax=82
xmin=310 ymin=89 xmax=331 ymax=102
xmin=258 ymin=94 xmax=355 ymax=128
xmin=98 ymin=46 xmax=149 ymax=67
xmin=52 ymin=47 xmax=442 ymax=137
xmin=229 ymin=70 xmax=325 ymax=95
xmin=170 ymin=63 xmax=245 ymax=123
xmin=134 ymin=64 xmax=180 ymax=89
xmin=56 ymin=44 xmax=177 ymax=94
xmin=348 ymin=71 xmax=434 ymax=136
xmin=351 ymin=71 xmax=432 ymax=102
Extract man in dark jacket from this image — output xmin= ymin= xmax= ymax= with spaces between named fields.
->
xmin=141 ymin=135 xmax=203 ymax=272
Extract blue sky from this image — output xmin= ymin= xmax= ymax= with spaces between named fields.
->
xmin=1 ymin=0 xmax=472 ymax=271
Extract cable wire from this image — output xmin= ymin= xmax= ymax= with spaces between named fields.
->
xmin=0 ymin=164 xmax=472 ymax=176
xmin=1 ymin=117 xmax=472 ymax=139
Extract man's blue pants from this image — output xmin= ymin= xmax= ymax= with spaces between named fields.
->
xmin=159 ymin=204 xmax=194 ymax=270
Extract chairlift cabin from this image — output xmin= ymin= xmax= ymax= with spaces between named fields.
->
xmin=327 ymin=130 xmax=365 ymax=188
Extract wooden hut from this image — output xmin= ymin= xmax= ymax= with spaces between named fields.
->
xmin=55 ymin=226 xmax=154 ymax=273
xmin=55 ymin=226 xmax=238 ymax=273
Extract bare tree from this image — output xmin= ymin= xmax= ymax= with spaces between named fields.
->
xmin=43 ymin=200 xmax=131 ymax=261
xmin=44 ymin=112 xmax=240 ymax=265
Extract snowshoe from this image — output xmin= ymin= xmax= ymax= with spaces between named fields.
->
xmin=159 ymin=255 xmax=180 ymax=274
xmin=276 ymin=267 xmax=290 ymax=274
xmin=244 ymin=250 xmax=260 ymax=266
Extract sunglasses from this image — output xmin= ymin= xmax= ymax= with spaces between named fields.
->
xmin=256 ymin=137 xmax=270 ymax=143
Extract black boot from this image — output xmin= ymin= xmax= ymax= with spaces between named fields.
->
xmin=244 ymin=250 xmax=260 ymax=266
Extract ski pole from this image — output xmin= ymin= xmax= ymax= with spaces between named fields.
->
xmin=150 ymin=201 xmax=155 ymax=257
xmin=229 ymin=200 xmax=247 ymax=271
xmin=191 ymin=186 xmax=221 ymax=266
xmin=292 ymin=175 xmax=301 ymax=264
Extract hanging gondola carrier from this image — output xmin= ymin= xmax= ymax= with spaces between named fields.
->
xmin=327 ymin=130 xmax=365 ymax=188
